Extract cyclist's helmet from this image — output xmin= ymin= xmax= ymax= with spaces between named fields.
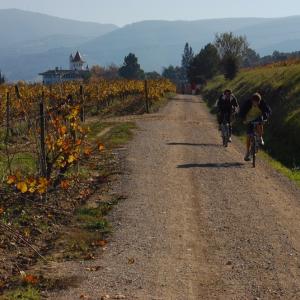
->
xmin=252 ymin=92 xmax=262 ymax=102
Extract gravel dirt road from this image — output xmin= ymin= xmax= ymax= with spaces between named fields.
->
xmin=51 ymin=95 xmax=300 ymax=300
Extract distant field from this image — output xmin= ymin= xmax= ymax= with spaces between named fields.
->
xmin=202 ymin=61 xmax=300 ymax=169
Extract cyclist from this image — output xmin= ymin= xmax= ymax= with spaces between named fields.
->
xmin=240 ymin=92 xmax=272 ymax=161
xmin=216 ymin=89 xmax=239 ymax=142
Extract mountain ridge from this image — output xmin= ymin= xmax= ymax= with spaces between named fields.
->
xmin=1 ymin=11 xmax=300 ymax=81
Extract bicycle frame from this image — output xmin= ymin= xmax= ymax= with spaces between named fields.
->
xmin=221 ymin=113 xmax=230 ymax=147
xmin=249 ymin=121 xmax=264 ymax=168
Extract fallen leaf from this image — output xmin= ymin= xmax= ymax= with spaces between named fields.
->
xmin=128 ymin=258 xmax=135 ymax=265
xmin=98 ymin=143 xmax=105 ymax=152
xmin=24 ymin=228 xmax=30 ymax=238
xmin=23 ymin=274 xmax=38 ymax=284
xmin=84 ymin=253 xmax=95 ymax=260
xmin=95 ymin=240 xmax=108 ymax=247
xmin=60 ymin=180 xmax=70 ymax=190
xmin=113 ymin=295 xmax=126 ymax=299
xmin=85 ymin=266 xmax=101 ymax=272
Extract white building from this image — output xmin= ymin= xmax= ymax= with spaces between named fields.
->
xmin=69 ymin=51 xmax=86 ymax=71
xmin=39 ymin=51 xmax=90 ymax=84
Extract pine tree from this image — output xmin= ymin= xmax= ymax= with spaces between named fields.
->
xmin=181 ymin=43 xmax=194 ymax=80
xmin=0 ymin=71 xmax=5 ymax=85
xmin=118 ymin=53 xmax=145 ymax=80
xmin=188 ymin=43 xmax=220 ymax=84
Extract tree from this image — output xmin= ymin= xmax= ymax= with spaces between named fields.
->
xmin=118 ymin=53 xmax=144 ymax=79
xmin=0 ymin=71 xmax=5 ymax=85
xmin=162 ymin=65 xmax=183 ymax=82
xmin=215 ymin=32 xmax=249 ymax=79
xmin=181 ymin=43 xmax=194 ymax=80
xmin=188 ymin=43 xmax=220 ymax=84
xmin=242 ymin=48 xmax=261 ymax=68
xmin=91 ymin=64 xmax=119 ymax=80
xmin=222 ymin=54 xmax=239 ymax=80
xmin=145 ymin=71 xmax=161 ymax=79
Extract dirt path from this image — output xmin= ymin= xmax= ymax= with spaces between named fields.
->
xmin=51 ymin=95 xmax=300 ymax=300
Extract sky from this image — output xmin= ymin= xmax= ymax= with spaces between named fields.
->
xmin=0 ymin=0 xmax=299 ymax=26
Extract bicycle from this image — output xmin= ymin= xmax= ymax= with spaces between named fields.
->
xmin=220 ymin=113 xmax=231 ymax=147
xmin=249 ymin=120 xmax=265 ymax=168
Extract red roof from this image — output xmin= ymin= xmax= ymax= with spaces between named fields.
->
xmin=73 ymin=51 xmax=84 ymax=63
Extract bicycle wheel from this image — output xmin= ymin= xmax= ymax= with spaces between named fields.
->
xmin=221 ymin=124 xmax=229 ymax=147
xmin=252 ymin=136 xmax=256 ymax=168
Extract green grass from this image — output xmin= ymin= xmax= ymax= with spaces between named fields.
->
xmin=1 ymin=287 xmax=40 ymax=300
xmin=87 ymin=121 xmax=113 ymax=140
xmin=237 ymin=136 xmax=300 ymax=187
xmin=0 ymin=152 xmax=37 ymax=178
xmin=76 ymin=201 xmax=116 ymax=233
xmin=102 ymin=122 xmax=137 ymax=148
xmin=259 ymin=151 xmax=300 ymax=187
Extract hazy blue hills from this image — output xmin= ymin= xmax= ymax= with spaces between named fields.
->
xmin=1 ymin=10 xmax=300 ymax=81
xmin=80 ymin=16 xmax=300 ymax=73
xmin=0 ymin=9 xmax=117 ymax=46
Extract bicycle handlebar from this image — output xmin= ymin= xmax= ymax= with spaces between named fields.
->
xmin=250 ymin=120 xmax=266 ymax=125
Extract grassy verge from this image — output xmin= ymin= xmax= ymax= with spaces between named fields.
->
xmin=0 ymin=287 xmax=40 ymax=300
xmin=259 ymin=151 xmax=300 ymax=187
xmin=236 ymin=135 xmax=300 ymax=187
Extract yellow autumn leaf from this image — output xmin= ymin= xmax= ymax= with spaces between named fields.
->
xmin=37 ymin=178 xmax=48 ymax=194
xmin=7 ymin=175 xmax=16 ymax=185
xmin=67 ymin=154 xmax=76 ymax=163
xmin=98 ymin=144 xmax=105 ymax=152
xmin=17 ymin=182 xmax=28 ymax=193
xmin=59 ymin=126 xmax=67 ymax=135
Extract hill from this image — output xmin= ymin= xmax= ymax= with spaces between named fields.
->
xmin=0 ymin=9 xmax=117 ymax=80
xmin=2 ymin=13 xmax=300 ymax=80
xmin=0 ymin=9 xmax=117 ymax=46
xmin=80 ymin=18 xmax=270 ymax=71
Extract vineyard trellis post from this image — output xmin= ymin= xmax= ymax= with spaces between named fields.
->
xmin=144 ymin=80 xmax=150 ymax=113
xmin=80 ymin=85 xmax=85 ymax=122
xmin=39 ymin=93 xmax=47 ymax=177
xmin=5 ymin=91 xmax=11 ymax=143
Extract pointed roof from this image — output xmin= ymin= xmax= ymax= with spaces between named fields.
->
xmin=72 ymin=51 xmax=85 ymax=63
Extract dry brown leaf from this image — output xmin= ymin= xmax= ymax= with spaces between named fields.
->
xmin=95 ymin=240 xmax=108 ymax=247
xmin=84 ymin=253 xmax=95 ymax=260
xmin=23 ymin=274 xmax=38 ymax=284
xmin=128 ymin=258 xmax=135 ymax=265
xmin=113 ymin=295 xmax=126 ymax=299
xmin=85 ymin=266 xmax=101 ymax=272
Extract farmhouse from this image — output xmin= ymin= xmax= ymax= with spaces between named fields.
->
xmin=39 ymin=51 xmax=90 ymax=84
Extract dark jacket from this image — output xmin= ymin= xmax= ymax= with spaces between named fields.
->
xmin=217 ymin=94 xmax=239 ymax=114
xmin=239 ymin=98 xmax=272 ymax=121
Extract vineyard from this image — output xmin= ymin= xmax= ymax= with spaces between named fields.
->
xmin=0 ymin=79 xmax=175 ymax=195
xmin=0 ymin=78 xmax=175 ymax=296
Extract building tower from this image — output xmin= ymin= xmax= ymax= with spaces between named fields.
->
xmin=70 ymin=51 xmax=85 ymax=71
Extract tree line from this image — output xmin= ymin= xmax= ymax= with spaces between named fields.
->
xmin=90 ymin=53 xmax=161 ymax=81
xmin=163 ymin=33 xmax=300 ymax=85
